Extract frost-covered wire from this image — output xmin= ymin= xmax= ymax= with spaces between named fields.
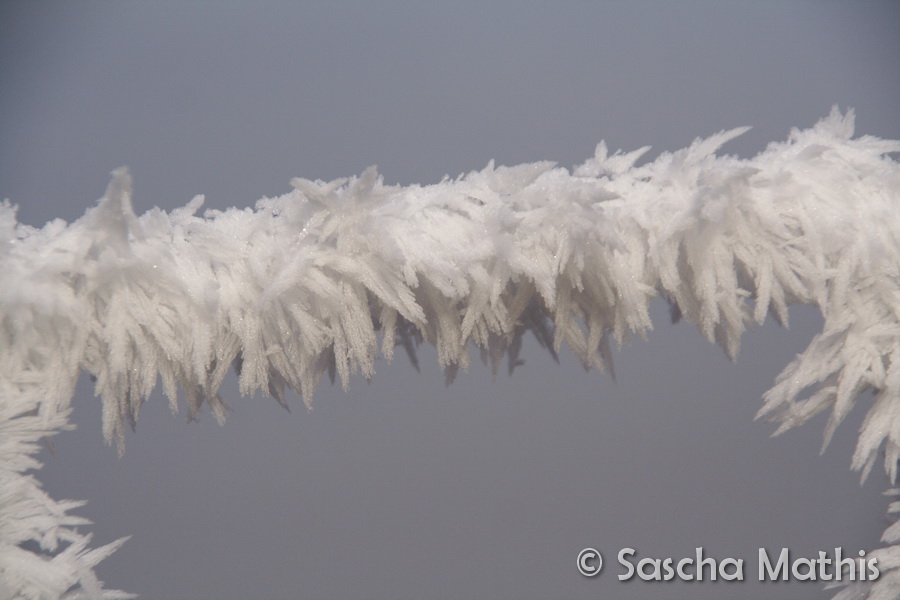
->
xmin=1 ymin=107 xmax=898 ymax=599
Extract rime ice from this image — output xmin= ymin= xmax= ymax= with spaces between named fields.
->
xmin=1 ymin=108 xmax=899 ymax=599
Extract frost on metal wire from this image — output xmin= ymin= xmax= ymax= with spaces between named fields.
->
xmin=1 ymin=108 xmax=898 ymax=599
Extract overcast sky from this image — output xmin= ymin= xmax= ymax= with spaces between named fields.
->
xmin=2 ymin=2 xmax=899 ymax=599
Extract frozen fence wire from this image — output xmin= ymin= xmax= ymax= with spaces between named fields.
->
xmin=1 ymin=108 xmax=898 ymax=599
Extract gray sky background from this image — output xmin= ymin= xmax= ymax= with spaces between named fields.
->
xmin=2 ymin=2 xmax=899 ymax=599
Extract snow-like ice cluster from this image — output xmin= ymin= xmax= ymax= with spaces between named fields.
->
xmin=1 ymin=108 xmax=898 ymax=599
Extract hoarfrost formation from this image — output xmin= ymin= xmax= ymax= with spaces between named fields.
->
xmin=1 ymin=109 xmax=898 ymax=599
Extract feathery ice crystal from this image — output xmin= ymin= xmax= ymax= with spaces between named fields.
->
xmin=1 ymin=108 xmax=898 ymax=599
